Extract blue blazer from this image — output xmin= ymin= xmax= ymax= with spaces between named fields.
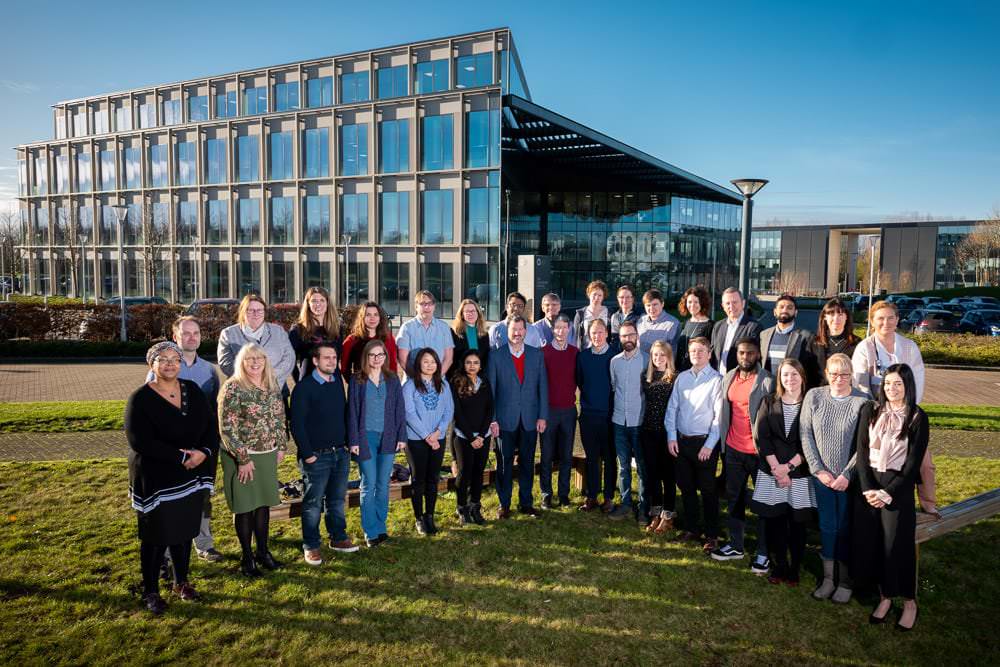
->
xmin=486 ymin=344 xmax=549 ymax=431
xmin=347 ymin=375 xmax=407 ymax=462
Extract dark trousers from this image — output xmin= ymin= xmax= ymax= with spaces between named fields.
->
xmin=453 ymin=435 xmax=491 ymax=506
xmin=540 ymin=407 xmax=577 ymax=500
xmin=674 ymin=434 xmax=720 ymax=538
xmin=579 ymin=414 xmax=616 ymax=502
xmin=496 ymin=427 xmax=537 ymax=510
xmin=640 ymin=428 xmax=675 ymax=512
xmin=766 ymin=513 xmax=807 ymax=582
xmin=406 ymin=439 xmax=446 ymax=518
xmin=724 ymin=448 xmax=767 ymax=554
xmin=140 ymin=540 xmax=191 ymax=595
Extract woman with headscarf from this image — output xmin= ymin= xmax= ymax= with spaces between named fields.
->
xmin=125 ymin=341 xmax=217 ymax=615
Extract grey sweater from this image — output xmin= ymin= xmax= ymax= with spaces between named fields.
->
xmin=217 ymin=323 xmax=296 ymax=388
xmin=800 ymin=386 xmax=869 ymax=480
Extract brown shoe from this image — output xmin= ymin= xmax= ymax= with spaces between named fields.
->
xmin=171 ymin=582 xmax=200 ymax=601
xmin=329 ymin=539 xmax=360 ymax=553
xmin=496 ymin=507 xmax=512 ymax=520
xmin=655 ymin=513 xmax=674 ymax=534
xmin=645 ymin=516 xmax=662 ymax=532
xmin=600 ymin=500 xmax=614 ymax=514
xmin=578 ymin=499 xmax=598 ymax=512
xmin=303 ymin=548 xmax=323 ymax=566
xmin=702 ymin=538 xmax=719 ymax=553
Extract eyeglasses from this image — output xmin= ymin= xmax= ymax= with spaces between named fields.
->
xmin=368 ymin=352 xmax=387 ymax=359
xmin=156 ymin=357 xmax=180 ymax=365
xmin=246 ymin=308 xmax=265 ymax=315
xmin=417 ymin=301 xmax=435 ymax=307
xmin=828 ymin=372 xmax=851 ymax=379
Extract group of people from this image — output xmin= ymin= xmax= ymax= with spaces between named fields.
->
xmin=125 ymin=282 xmax=933 ymax=631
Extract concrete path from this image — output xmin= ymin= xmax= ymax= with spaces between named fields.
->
xmin=1 ymin=429 xmax=998 ymax=463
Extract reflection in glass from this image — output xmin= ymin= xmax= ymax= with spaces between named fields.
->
xmin=269 ymin=132 xmax=294 ymax=180
xmin=270 ymin=197 xmax=293 ymax=245
xmin=421 ymin=190 xmax=453 ymax=244
xmin=456 ymin=54 xmax=492 ymax=88
xmin=377 ymin=65 xmax=408 ymax=99
xmin=380 ymin=192 xmax=410 ymax=244
xmin=237 ymin=136 xmax=260 ymax=182
xmin=341 ymin=193 xmax=369 ymax=243
xmin=302 ymin=195 xmax=330 ymax=244
xmin=206 ymin=200 xmax=228 ymax=244
xmin=205 ymin=139 xmax=227 ymax=184
xmin=238 ymin=198 xmax=260 ymax=244
xmin=414 ymin=59 xmax=448 ymax=93
xmin=421 ymin=115 xmax=453 ymax=171
xmin=303 ymin=128 xmax=330 ymax=178
xmin=379 ymin=119 xmax=409 ymax=173
xmin=340 ymin=124 xmax=368 ymax=176
xmin=341 ymin=72 xmax=370 ymax=104
xmin=175 ymin=142 xmax=196 ymax=186
xmin=307 ymin=77 xmax=333 ymax=108
xmin=466 ymin=110 xmax=500 ymax=168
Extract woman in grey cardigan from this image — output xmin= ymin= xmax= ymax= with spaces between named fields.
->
xmin=217 ymin=294 xmax=296 ymax=391
xmin=800 ymin=352 xmax=869 ymax=604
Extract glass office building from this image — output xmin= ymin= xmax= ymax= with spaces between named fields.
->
xmin=15 ymin=28 xmax=742 ymax=319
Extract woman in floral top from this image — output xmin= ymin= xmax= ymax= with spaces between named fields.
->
xmin=218 ymin=343 xmax=288 ymax=578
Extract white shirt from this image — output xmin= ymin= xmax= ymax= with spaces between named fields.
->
xmin=720 ymin=318 xmax=741 ymax=375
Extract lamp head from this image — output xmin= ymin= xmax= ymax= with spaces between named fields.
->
xmin=730 ymin=179 xmax=769 ymax=198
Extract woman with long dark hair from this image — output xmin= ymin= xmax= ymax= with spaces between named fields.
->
xmin=347 ymin=339 xmax=407 ymax=547
xmin=288 ymin=287 xmax=342 ymax=382
xmin=341 ymin=301 xmax=398 ymax=378
xmin=852 ymin=363 xmax=927 ymax=631
xmin=402 ymin=348 xmax=454 ymax=535
xmin=809 ymin=297 xmax=860 ymax=387
xmin=674 ymin=286 xmax=714 ymax=372
xmin=450 ymin=349 xmax=494 ymax=525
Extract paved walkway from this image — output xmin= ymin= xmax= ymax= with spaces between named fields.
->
xmin=1 ymin=361 xmax=997 ymax=406
xmin=1 ymin=429 xmax=998 ymax=463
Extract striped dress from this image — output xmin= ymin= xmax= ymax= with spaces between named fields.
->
xmin=751 ymin=396 xmax=816 ymax=519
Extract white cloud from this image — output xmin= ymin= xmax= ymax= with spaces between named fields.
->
xmin=0 ymin=80 xmax=41 ymax=94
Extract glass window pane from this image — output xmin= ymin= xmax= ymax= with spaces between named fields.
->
xmin=206 ymin=260 xmax=229 ymax=297
xmin=206 ymin=200 xmax=228 ymax=244
xmin=302 ymin=195 xmax=330 ymax=245
xmin=303 ymin=128 xmax=330 ymax=178
xmin=238 ymin=198 xmax=260 ymax=244
xmin=99 ymin=150 xmax=115 ymax=191
xmin=216 ymin=91 xmax=237 ymax=118
xmin=125 ymin=148 xmax=142 ymax=189
xmin=237 ymin=136 xmax=260 ymax=182
xmin=175 ymin=142 xmax=196 ymax=186
xmin=243 ymin=87 xmax=267 ymax=115
xmin=307 ymin=77 xmax=333 ymax=108
xmin=379 ymin=119 xmax=409 ymax=173
xmin=340 ymin=71 xmax=370 ymax=104
xmin=177 ymin=201 xmax=197 ymax=245
xmin=415 ymin=59 xmax=449 ymax=94
xmin=377 ymin=65 xmax=408 ymax=99
xmin=269 ymin=132 xmax=293 ymax=180
xmin=379 ymin=262 xmax=409 ymax=316
xmin=456 ymin=53 xmax=493 ymax=88
xmin=421 ymin=115 xmax=453 ymax=170
xmin=340 ymin=124 xmax=368 ymax=176
xmin=149 ymin=145 xmax=168 ymax=187
xmin=75 ymin=152 xmax=92 ymax=192
xmin=421 ymin=189 xmax=453 ymax=244
xmin=341 ymin=193 xmax=369 ymax=243
xmin=380 ymin=191 xmax=410 ymax=244
xmin=189 ymin=95 xmax=209 ymax=122
xmin=237 ymin=260 xmax=261 ymax=295
xmin=269 ymin=197 xmax=293 ymax=245
xmin=274 ymin=82 xmax=300 ymax=112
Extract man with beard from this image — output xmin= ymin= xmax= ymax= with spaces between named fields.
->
xmin=608 ymin=320 xmax=649 ymax=524
xmin=759 ymin=294 xmax=816 ymax=380
xmin=710 ymin=339 xmax=775 ymax=575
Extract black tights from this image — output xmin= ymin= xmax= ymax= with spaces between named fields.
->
xmin=140 ymin=540 xmax=191 ymax=595
xmin=766 ymin=513 xmax=808 ymax=581
xmin=234 ymin=507 xmax=271 ymax=559
xmin=406 ymin=439 xmax=445 ymax=518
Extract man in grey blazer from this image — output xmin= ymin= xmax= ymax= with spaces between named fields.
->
xmin=487 ymin=316 xmax=549 ymax=518
xmin=711 ymin=338 xmax=775 ymax=573
xmin=759 ymin=294 xmax=816 ymax=378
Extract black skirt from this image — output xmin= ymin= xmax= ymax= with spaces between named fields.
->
xmin=851 ymin=471 xmax=918 ymax=598
xmin=137 ymin=491 xmax=203 ymax=545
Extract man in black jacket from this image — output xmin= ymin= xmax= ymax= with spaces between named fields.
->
xmin=290 ymin=343 xmax=358 ymax=565
xmin=711 ymin=288 xmax=762 ymax=375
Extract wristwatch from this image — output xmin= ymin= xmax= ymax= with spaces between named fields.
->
xmin=786 ymin=462 xmax=796 ymax=472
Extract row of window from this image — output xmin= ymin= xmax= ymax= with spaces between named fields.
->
xmin=32 ymin=254 xmax=501 ymax=318
xmin=23 ymin=111 xmax=500 ymax=195
xmin=54 ymin=53 xmax=502 ymax=139
xmin=26 ymin=180 xmax=501 ymax=248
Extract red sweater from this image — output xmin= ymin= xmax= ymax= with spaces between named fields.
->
xmin=342 ymin=334 xmax=398 ymax=377
xmin=543 ymin=344 xmax=579 ymax=409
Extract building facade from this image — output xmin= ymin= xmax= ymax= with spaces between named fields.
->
xmin=14 ymin=28 xmax=743 ymax=318
xmin=750 ymin=220 xmax=995 ymax=296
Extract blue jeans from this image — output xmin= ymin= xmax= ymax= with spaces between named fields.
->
xmin=813 ymin=477 xmax=850 ymax=560
xmin=358 ymin=432 xmax=396 ymax=540
xmin=299 ymin=448 xmax=350 ymax=550
xmin=613 ymin=424 xmax=647 ymax=516
xmin=496 ymin=427 xmax=537 ymax=510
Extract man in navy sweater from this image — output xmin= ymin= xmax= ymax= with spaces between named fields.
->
xmin=290 ymin=343 xmax=359 ymax=565
xmin=575 ymin=319 xmax=619 ymax=512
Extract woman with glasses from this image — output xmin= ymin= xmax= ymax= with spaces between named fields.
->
xmin=217 ymin=294 xmax=295 ymax=393
xmin=347 ymin=339 xmax=407 ymax=547
xmin=288 ymin=286 xmax=342 ymax=382
xmin=450 ymin=298 xmax=490 ymax=379
xmin=126 ymin=342 xmax=217 ymax=615
xmin=800 ymin=352 xmax=869 ymax=604
xmin=218 ymin=343 xmax=288 ymax=577
xmin=342 ymin=301 xmax=398 ymax=378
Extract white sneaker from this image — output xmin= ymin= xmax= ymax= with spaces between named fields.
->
xmin=303 ymin=548 xmax=323 ymax=566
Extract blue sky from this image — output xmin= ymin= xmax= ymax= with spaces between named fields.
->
xmin=2 ymin=0 xmax=998 ymax=224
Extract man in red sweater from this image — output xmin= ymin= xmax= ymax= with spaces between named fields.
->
xmin=540 ymin=315 xmax=579 ymax=509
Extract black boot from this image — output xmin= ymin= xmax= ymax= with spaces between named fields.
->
xmin=470 ymin=503 xmax=486 ymax=525
xmin=255 ymin=551 xmax=281 ymax=571
xmin=425 ymin=513 xmax=439 ymax=535
xmin=240 ymin=554 xmax=261 ymax=578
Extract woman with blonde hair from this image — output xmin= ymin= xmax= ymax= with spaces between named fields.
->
xmin=450 ymin=298 xmax=490 ymax=379
xmin=342 ymin=301 xmax=398 ymax=377
xmin=641 ymin=339 xmax=677 ymax=532
xmin=218 ymin=343 xmax=288 ymax=577
xmin=289 ymin=286 xmax=342 ymax=382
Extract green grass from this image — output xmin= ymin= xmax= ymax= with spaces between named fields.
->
xmin=0 ymin=456 xmax=997 ymax=665
xmin=0 ymin=401 xmax=125 ymax=433
xmin=3 ymin=400 xmax=998 ymax=435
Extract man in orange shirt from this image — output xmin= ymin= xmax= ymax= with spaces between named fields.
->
xmin=710 ymin=339 xmax=775 ymax=575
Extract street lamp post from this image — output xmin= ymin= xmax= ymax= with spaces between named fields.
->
xmin=340 ymin=232 xmax=354 ymax=307
xmin=0 ymin=232 xmax=7 ymax=301
xmin=79 ymin=232 xmax=89 ymax=306
xmin=731 ymin=178 xmax=769 ymax=300
xmin=111 ymin=205 xmax=129 ymax=342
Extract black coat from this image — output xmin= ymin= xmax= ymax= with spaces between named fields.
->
xmin=450 ymin=327 xmax=490 ymax=379
xmin=710 ymin=313 xmax=761 ymax=371
xmin=753 ymin=394 xmax=809 ymax=477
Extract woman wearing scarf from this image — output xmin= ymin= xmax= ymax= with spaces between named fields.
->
xmin=217 ymin=294 xmax=296 ymax=391
xmin=852 ymin=363 xmax=927 ymax=631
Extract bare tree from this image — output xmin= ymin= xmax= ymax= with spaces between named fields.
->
xmin=954 ymin=216 xmax=1000 ymax=287
xmin=0 ymin=204 xmax=26 ymax=288
xmin=54 ymin=205 xmax=86 ymax=297
xmin=773 ymin=270 xmax=807 ymax=296
xmin=138 ymin=200 xmax=170 ymax=298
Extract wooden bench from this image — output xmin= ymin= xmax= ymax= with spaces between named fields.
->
xmin=916 ymin=487 xmax=1000 ymax=544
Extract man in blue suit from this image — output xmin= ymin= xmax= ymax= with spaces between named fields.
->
xmin=487 ymin=316 xmax=549 ymax=518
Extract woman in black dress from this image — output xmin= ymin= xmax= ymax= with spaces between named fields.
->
xmin=125 ymin=342 xmax=217 ymax=615
xmin=809 ymin=297 xmax=860 ymax=387
xmin=853 ymin=363 xmax=927 ymax=631
xmin=674 ymin=286 xmax=714 ymax=371
xmin=641 ymin=339 xmax=676 ymax=533
xmin=450 ymin=350 xmax=494 ymax=525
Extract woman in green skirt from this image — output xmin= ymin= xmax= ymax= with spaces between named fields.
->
xmin=219 ymin=342 xmax=288 ymax=577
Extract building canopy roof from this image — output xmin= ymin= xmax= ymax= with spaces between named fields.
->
xmin=501 ymin=95 xmax=741 ymax=205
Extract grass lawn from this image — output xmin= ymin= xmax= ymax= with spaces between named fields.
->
xmin=0 ymin=456 xmax=998 ymax=665
xmin=4 ymin=400 xmax=999 ymax=434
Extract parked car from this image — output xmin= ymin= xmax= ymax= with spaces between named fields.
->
xmin=956 ymin=309 xmax=1000 ymax=336
xmin=970 ymin=296 xmax=999 ymax=307
xmin=920 ymin=296 xmax=943 ymax=306
xmin=886 ymin=296 xmax=922 ymax=320
xmin=102 ymin=296 xmax=169 ymax=307
xmin=900 ymin=309 xmax=961 ymax=334
xmin=185 ymin=298 xmax=240 ymax=315
xmin=947 ymin=297 xmax=977 ymax=306
xmin=936 ymin=302 xmax=968 ymax=316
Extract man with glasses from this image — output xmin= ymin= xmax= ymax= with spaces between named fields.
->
xmin=490 ymin=291 xmax=543 ymax=349
xmin=396 ymin=290 xmax=455 ymax=375
xmin=532 ymin=293 xmax=576 ymax=347
xmin=608 ymin=320 xmax=649 ymax=523
xmin=609 ymin=285 xmax=644 ymax=347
